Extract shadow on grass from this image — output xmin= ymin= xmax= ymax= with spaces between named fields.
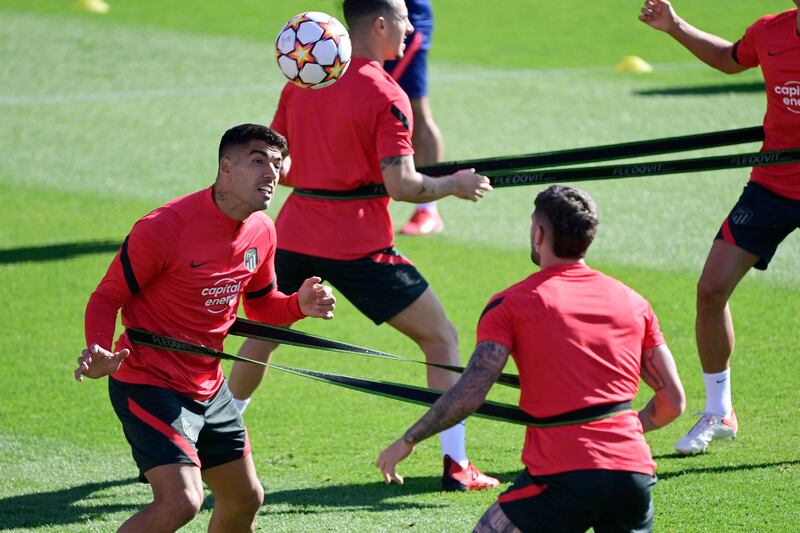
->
xmin=656 ymin=459 xmax=800 ymax=481
xmin=0 ymin=471 xmax=522 ymax=526
xmin=634 ymin=81 xmax=765 ymax=97
xmin=0 ymin=477 xmax=139 ymax=530
xmin=652 ymin=452 xmax=692 ymax=460
xmin=0 ymin=239 xmax=121 ymax=264
xmin=262 ymin=472 xmax=521 ymax=514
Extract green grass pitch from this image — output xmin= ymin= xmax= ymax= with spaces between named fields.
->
xmin=1 ymin=1 xmax=798 ymax=531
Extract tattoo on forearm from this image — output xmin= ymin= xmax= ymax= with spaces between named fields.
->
xmin=417 ymin=175 xmax=438 ymax=197
xmin=404 ymin=342 xmax=510 ymax=444
xmin=641 ymin=349 xmax=665 ymax=391
xmin=380 ymin=155 xmax=407 ymax=170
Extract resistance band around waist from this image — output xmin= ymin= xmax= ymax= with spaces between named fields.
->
xmin=125 ymin=326 xmax=633 ymax=428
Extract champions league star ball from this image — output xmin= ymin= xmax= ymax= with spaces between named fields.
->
xmin=275 ymin=12 xmax=352 ymax=89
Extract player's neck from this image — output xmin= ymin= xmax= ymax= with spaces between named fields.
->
xmin=351 ymin=39 xmax=387 ymax=65
xmin=539 ymin=254 xmax=585 ymax=270
xmin=212 ymin=184 xmax=252 ymax=222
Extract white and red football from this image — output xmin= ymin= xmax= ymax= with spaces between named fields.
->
xmin=275 ymin=11 xmax=352 ymax=89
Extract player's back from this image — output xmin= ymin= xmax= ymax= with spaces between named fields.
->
xmin=478 ymin=263 xmax=662 ymax=476
xmin=492 ymin=264 xmax=659 ymax=415
xmin=272 ymin=57 xmax=413 ymax=191
xmin=271 ymin=57 xmax=415 ymax=260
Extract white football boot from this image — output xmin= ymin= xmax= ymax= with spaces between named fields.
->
xmin=675 ymin=410 xmax=738 ymax=455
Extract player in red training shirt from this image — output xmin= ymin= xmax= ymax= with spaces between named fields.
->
xmin=377 ymin=185 xmax=686 ymax=532
xmin=228 ymin=0 xmax=497 ymax=491
xmin=74 ymin=124 xmax=335 ymax=533
xmin=641 ymin=0 xmax=800 ymax=455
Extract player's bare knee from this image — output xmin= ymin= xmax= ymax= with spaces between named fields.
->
xmin=442 ymin=320 xmax=458 ymax=346
xmin=154 ymin=488 xmax=204 ymax=526
xmin=244 ymin=482 xmax=265 ymax=514
xmin=419 ymin=319 xmax=457 ymax=352
xmin=696 ymin=276 xmax=730 ymax=312
xmin=238 ymin=338 xmax=277 ymax=361
xmin=215 ymin=481 xmax=263 ymax=516
xmin=183 ymin=487 xmax=206 ymax=517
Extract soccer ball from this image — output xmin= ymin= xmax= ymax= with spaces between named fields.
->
xmin=275 ymin=12 xmax=352 ymax=89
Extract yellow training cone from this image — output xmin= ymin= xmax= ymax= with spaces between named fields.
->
xmin=615 ymin=55 xmax=653 ymax=74
xmin=73 ymin=0 xmax=110 ymax=14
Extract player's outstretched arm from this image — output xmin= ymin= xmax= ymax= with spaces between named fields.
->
xmin=639 ymin=0 xmax=747 ymax=74
xmin=376 ymin=342 xmax=510 ymax=485
xmin=74 ymin=344 xmax=130 ymax=382
xmin=296 ymin=277 xmax=335 ymax=319
xmin=638 ymin=344 xmax=686 ymax=432
xmin=381 ymin=154 xmax=492 ymax=203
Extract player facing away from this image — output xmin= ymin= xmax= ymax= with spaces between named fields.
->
xmin=640 ymin=0 xmax=800 ymax=455
xmin=74 ymin=124 xmax=335 ymax=532
xmin=377 ymin=185 xmax=686 ymax=532
xmin=228 ymin=0 xmax=498 ymax=490
xmin=384 ymin=0 xmax=446 ymax=235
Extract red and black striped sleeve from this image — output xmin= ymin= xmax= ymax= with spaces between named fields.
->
xmin=475 ymin=292 xmax=515 ymax=353
xmin=84 ymin=209 xmax=179 ymax=350
xmin=732 ymin=17 xmax=763 ymax=68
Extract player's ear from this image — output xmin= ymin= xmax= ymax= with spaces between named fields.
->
xmin=373 ymin=15 xmax=386 ymax=34
xmin=219 ymin=155 xmax=234 ymax=180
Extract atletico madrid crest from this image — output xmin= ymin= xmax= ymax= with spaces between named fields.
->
xmin=244 ymin=248 xmax=258 ymax=272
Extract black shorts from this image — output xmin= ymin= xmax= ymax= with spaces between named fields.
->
xmin=275 ymin=247 xmax=429 ymax=325
xmin=715 ymin=182 xmax=800 ymax=270
xmin=108 ymin=377 xmax=249 ymax=483
xmin=497 ymin=469 xmax=656 ymax=532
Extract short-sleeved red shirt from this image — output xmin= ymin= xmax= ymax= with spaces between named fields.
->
xmin=271 ymin=57 xmax=415 ymax=259
xmin=477 ymin=263 xmax=664 ymax=476
xmin=734 ymin=9 xmax=800 ymax=199
xmin=84 ymin=188 xmax=304 ymax=400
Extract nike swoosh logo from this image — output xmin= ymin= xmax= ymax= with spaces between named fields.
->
xmin=190 ymin=261 xmax=209 ymax=268
xmin=716 ymin=378 xmax=727 ymax=383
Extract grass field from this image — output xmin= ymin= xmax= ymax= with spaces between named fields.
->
xmin=1 ymin=1 xmax=798 ymax=531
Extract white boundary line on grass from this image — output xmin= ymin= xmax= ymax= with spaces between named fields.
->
xmin=0 ymin=62 xmax=708 ymax=107
xmin=0 ymin=83 xmax=286 ymax=106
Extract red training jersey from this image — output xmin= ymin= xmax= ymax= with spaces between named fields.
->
xmin=734 ymin=9 xmax=800 ymax=199
xmin=477 ymin=263 xmax=665 ymax=477
xmin=84 ymin=187 xmax=304 ymax=400
xmin=271 ymin=57 xmax=415 ymax=260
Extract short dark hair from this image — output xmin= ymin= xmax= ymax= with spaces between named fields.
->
xmin=342 ymin=0 xmax=396 ymax=29
xmin=218 ymin=124 xmax=287 ymax=161
xmin=534 ymin=185 xmax=599 ymax=259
